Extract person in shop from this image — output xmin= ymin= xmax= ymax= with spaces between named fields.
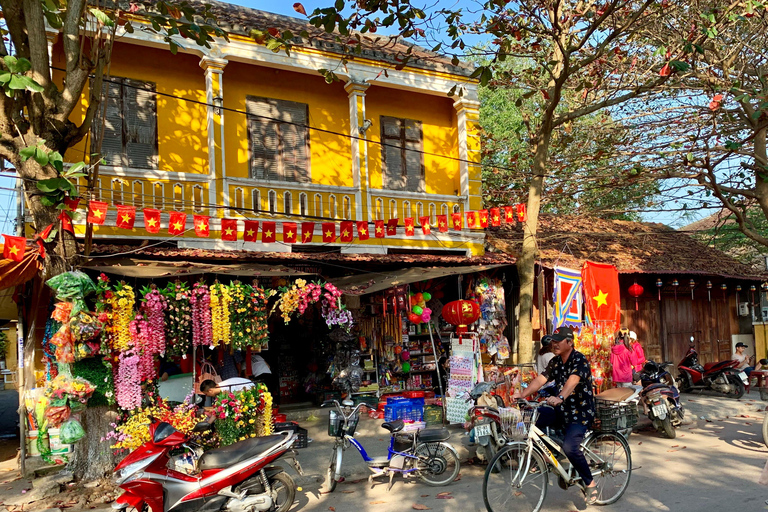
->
xmin=520 ymin=326 xmax=598 ymax=505
xmin=200 ymin=377 xmax=255 ymax=397
xmin=536 ymin=335 xmax=556 ymax=397
xmin=159 ymin=357 xmax=182 ymax=382
xmin=243 ymin=352 xmax=276 ymax=397
xmin=733 ymin=342 xmax=757 ymax=376
xmin=218 ymin=349 xmax=244 ymax=380
xmin=610 ymin=330 xmax=634 ymax=388
xmin=628 ymin=331 xmax=645 ymax=383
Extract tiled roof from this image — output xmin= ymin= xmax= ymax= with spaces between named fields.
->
xmin=486 ymin=215 xmax=765 ymax=280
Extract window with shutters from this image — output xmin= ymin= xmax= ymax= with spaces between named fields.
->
xmin=380 ymin=116 xmax=424 ymax=192
xmin=92 ymin=77 xmax=158 ymax=169
xmin=247 ymin=96 xmax=310 ymax=182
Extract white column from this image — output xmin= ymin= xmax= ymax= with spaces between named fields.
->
xmin=200 ymin=56 xmax=228 ymax=215
xmin=454 ymin=97 xmax=481 ymax=213
xmin=345 ymin=80 xmax=370 ymax=221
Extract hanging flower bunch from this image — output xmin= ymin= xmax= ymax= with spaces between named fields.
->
xmin=210 ymin=282 xmax=232 ymax=347
xmin=190 ymin=281 xmax=213 ymax=347
xmin=95 ymin=274 xmax=115 ymax=352
xmin=259 ymin=384 xmax=273 ymax=436
xmin=273 ymin=279 xmax=351 ymax=330
xmin=229 ymin=281 xmax=255 ymax=350
xmin=140 ymin=285 xmax=167 ymax=357
xmin=105 ymin=395 xmax=197 ymax=451
xmin=322 ymin=302 xmax=354 ymax=332
xmin=129 ymin=314 xmax=155 ymax=382
xmin=272 ymin=278 xmax=312 ymax=323
xmin=162 ymin=281 xmax=192 ymax=357
xmin=115 ymin=350 xmax=141 ymax=411
xmin=250 ymin=284 xmax=273 ymax=348
xmin=235 ymin=385 xmax=269 ymax=440
xmin=109 ymin=283 xmax=135 ymax=352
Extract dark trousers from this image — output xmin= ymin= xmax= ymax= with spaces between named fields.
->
xmin=535 ymin=406 xmax=593 ymax=486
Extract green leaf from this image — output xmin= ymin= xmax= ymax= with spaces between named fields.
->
xmin=37 ymin=178 xmax=64 ymax=193
xmin=124 ymin=21 xmax=134 ymax=34
xmin=19 ymin=146 xmax=35 ymax=161
xmin=89 ymin=8 xmax=115 ymax=27
xmin=9 ymin=75 xmax=44 ymax=93
xmin=65 ymin=162 xmax=85 ymax=176
xmin=670 ymin=60 xmax=690 ymax=72
xmin=40 ymin=196 xmax=57 ymax=207
xmin=2 ymin=55 xmax=18 ymax=73
xmin=335 ymin=0 xmax=343 ymax=10
xmin=33 ymin=147 xmax=49 ymax=166
xmin=725 ymin=141 xmax=743 ymax=150
xmin=44 ymin=11 xmax=63 ymax=29
xmin=44 ymin=228 xmax=57 ymax=242
xmin=0 ymin=73 xmax=10 ymax=84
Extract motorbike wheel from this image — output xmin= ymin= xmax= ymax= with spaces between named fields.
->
xmin=762 ymin=410 xmax=768 ymax=449
xmin=676 ymin=376 xmax=691 ymax=393
xmin=322 ymin=446 xmax=339 ymax=493
xmin=726 ymin=374 xmax=745 ymax=399
xmin=415 ymin=442 xmax=461 ymax=486
xmin=661 ymin=416 xmax=676 ymax=439
xmin=269 ymin=471 xmax=296 ymax=512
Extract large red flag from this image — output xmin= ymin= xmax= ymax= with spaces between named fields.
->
xmin=357 ymin=221 xmax=370 ymax=241
xmin=116 ymin=205 xmax=136 ymax=230
xmin=87 ymin=201 xmax=108 ymax=225
xmin=243 ymin=220 xmax=259 ymax=242
xmin=374 ymin=220 xmax=386 ymax=238
xmin=221 ymin=218 xmax=238 ymax=241
xmin=404 ymin=218 xmax=415 ymax=236
xmin=143 ymin=208 xmax=161 ymax=233
xmin=582 ymin=261 xmax=621 ymax=330
xmin=2 ymin=235 xmax=25 ymax=262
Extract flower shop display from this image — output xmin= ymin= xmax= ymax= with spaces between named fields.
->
xmin=106 ymin=395 xmax=198 ymax=451
xmin=141 ymin=285 xmax=168 ymax=355
xmin=162 ymin=282 xmax=192 ymax=357
xmin=250 ymin=283 xmax=272 ymax=349
xmin=190 ymin=281 xmax=213 ymax=348
xmin=273 ymin=279 xmax=352 ymax=331
xmin=212 ymin=384 xmax=272 ymax=446
xmin=230 ymin=281 xmax=255 ymax=351
xmin=210 ymin=281 xmax=232 ymax=347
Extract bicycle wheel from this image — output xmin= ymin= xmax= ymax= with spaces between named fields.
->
xmin=762 ymin=412 xmax=768 ymax=449
xmin=582 ymin=432 xmax=631 ymax=505
xmin=414 ymin=442 xmax=460 ymax=486
xmin=483 ymin=442 xmax=547 ymax=512
xmin=322 ymin=445 xmax=340 ymax=493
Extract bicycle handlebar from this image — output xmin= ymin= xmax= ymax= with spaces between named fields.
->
xmin=322 ymin=399 xmax=367 ymax=420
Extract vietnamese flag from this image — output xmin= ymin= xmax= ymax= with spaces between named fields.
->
xmin=194 ymin=215 xmax=210 ymax=237
xmin=168 ymin=211 xmax=187 ymax=236
xmin=437 ymin=215 xmax=448 ymax=232
xmin=517 ymin=203 xmax=528 ymax=222
xmin=374 ymin=220 xmax=386 ymax=238
xmin=503 ymin=206 xmax=515 ymax=223
xmin=301 ymin=222 xmax=315 ymax=243
xmin=87 ymin=201 xmax=108 ymax=225
xmin=322 ymin=223 xmax=336 ymax=243
xmin=283 ymin=222 xmax=298 ymax=243
xmin=143 ymin=208 xmax=161 ymax=233
xmin=2 ymin=234 xmax=25 ymax=262
xmin=490 ymin=208 xmax=501 ymax=227
xmin=261 ymin=221 xmax=276 ymax=243
xmin=419 ymin=216 xmax=431 ymax=235
xmin=451 ymin=212 xmax=462 ymax=230
xmin=221 ymin=218 xmax=238 ymax=241
xmin=466 ymin=211 xmax=478 ymax=229
xmin=357 ymin=221 xmax=370 ymax=241
xmin=243 ymin=220 xmax=259 ymax=242
xmin=386 ymin=218 xmax=398 ymax=236
xmin=340 ymin=221 xmax=354 ymax=242
xmin=404 ymin=218 xmax=415 ymax=236
xmin=116 ymin=205 xmax=136 ymax=230
xmin=478 ymin=210 xmax=489 ymax=228
xmin=582 ymin=261 xmax=621 ymax=331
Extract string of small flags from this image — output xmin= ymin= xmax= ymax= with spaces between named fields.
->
xmin=1 ymin=200 xmax=527 ymax=262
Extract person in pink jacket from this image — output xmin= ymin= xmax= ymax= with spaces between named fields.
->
xmin=610 ymin=331 xmax=634 ymax=387
xmin=628 ymin=331 xmax=646 ymax=381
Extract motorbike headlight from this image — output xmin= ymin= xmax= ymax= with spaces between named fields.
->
xmin=115 ymin=453 xmax=161 ymax=485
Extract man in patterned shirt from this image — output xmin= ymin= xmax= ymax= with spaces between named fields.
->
xmin=521 ymin=326 xmax=598 ymax=504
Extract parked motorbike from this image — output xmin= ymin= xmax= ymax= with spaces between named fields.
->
xmin=112 ymin=420 xmax=303 ymax=512
xmin=677 ymin=336 xmax=747 ymax=399
xmin=638 ymin=360 xmax=684 ymax=438
xmin=466 ymin=381 xmax=506 ymax=463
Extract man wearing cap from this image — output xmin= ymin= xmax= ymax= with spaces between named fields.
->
xmin=733 ymin=342 xmax=756 ymax=376
xmin=521 ymin=326 xmax=598 ymax=504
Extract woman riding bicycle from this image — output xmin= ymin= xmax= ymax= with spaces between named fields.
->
xmin=520 ymin=326 xmax=598 ymax=505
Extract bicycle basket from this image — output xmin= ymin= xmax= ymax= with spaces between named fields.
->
xmin=594 ymin=399 xmax=638 ymax=432
xmin=500 ymin=407 xmax=533 ymax=441
xmin=328 ymin=410 xmax=360 ymax=437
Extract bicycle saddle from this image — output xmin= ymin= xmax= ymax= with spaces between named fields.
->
xmin=381 ymin=420 xmax=405 ymax=433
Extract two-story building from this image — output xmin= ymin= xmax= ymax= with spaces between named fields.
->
xmin=54 ymin=1 xmax=486 ymax=257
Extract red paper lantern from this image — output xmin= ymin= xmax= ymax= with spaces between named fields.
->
xmin=442 ymin=300 xmax=481 ymax=334
xmin=628 ymin=282 xmax=644 ymax=311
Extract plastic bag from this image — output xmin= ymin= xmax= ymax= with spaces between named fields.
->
xmin=45 ymin=405 xmax=71 ymax=428
xmin=50 ymin=324 xmax=75 ymax=364
xmin=46 ymin=271 xmax=97 ymax=316
xmin=51 ymin=302 xmax=73 ymax=323
xmin=60 ymin=418 xmax=85 ymax=444
xmin=70 ymin=311 xmax=103 ymax=343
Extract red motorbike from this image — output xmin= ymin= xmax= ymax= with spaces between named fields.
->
xmin=676 ymin=336 xmax=747 ymax=399
xmin=112 ymin=421 xmax=303 ymax=512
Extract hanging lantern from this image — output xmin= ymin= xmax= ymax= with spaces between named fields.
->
xmin=672 ymin=279 xmax=679 ymax=300
xmin=689 ymin=279 xmax=696 ymax=300
xmin=656 ymin=278 xmax=663 ymax=301
xmin=720 ymin=283 xmax=727 ymax=300
xmin=441 ymin=300 xmax=481 ymax=334
xmin=707 ymin=280 xmax=712 ymax=302
xmin=736 ymin=284 xmax=742 ymax=304
xmin=751 ymin=284 xmax=757 ymax=305
xmin=628 ymin=282 xmax=644 ymax=311
xmin=763 ymin=282 xmax=768 ymax=301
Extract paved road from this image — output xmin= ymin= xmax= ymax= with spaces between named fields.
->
xmin=290 ymin=415 xmax=767 ymax=512
xmin=0 ymin=389 xmax=19 ymax=437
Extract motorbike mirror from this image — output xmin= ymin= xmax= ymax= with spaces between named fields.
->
xmin=192 ymin=421 xmax=211 ymax=433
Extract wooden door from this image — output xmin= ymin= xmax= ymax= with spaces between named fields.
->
xmin=662 ymin=298 xmax=700 ymax=366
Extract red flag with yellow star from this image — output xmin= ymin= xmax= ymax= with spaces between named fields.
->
xmin=386 ymin=218 xmax=398 ymax=236
xmin=282 ymin=222 xmax=298 ymax=243
xmin=340 ymin=221 xmax=354 ymax=242
xmin=168 ymin=211 xmax=187 ymax=236
xmin=2 ymin=234 xmax=25 ymax=262
xmin=419 ymin=216 xmax=431 ymax=235
xmin=194 ymin=215 xmax=210 ymax=237
xmin=261 ymin=221 xmax=276 ymax=243
xmin=451 ymin=212 xmax=462 ymax=230
xmin=87 ymin=201 xmax=108 ymax=225
xmin=581 ymin=261 xmax=620 ymax=330
xmin=143 ymin=208 xmax=161 ymax=233
xmin=404 ymin=218 xmax=415 ymax=236
xmin=437 ymin=215 xmax=448 ymax=232
xmin=301 ymin=222 xmax=315 ymax=243
xmin=466 ymin=211 xmax=478 ymax=229
xmin=357 ymin=221 xmax=370 ymax=241
xmin=374 ymin=220 xmax=386 ymax=238
xmin=503 ymin=206 xmax=515 ymax=223
xmin=116 ymin=205 xmax=136 ymax=230
xmin=243 ymin=220 xmax=259 ymax=242
xmin=221 ymin=218 xmax=238 ymax=241
xmin=516 ymin=203 xmax=528 ymax=222
xmin=322 ymin=222 xmax=336 ymax=243
xmin=490 ymin=208 xmax=501 ymax=227
xmin=478 ymin=209 xmax=489 ymax=228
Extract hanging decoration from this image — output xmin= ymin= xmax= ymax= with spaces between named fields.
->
xmin=140 ymin=285 xmax=167 ymax=356
xmin=720 ymin=283 xmax=727 ymax=299
xmin=552 ymin=266 xmax=583 ymax=329
xmin=628 ymin=282 xmax=644 ymax=311
xmin=442 ymin=300 xmax=481 ymax=334
xmin=672 ymin=279 xmax=679 ymax=300
xmin=190 ymin=281 xmax=213 ymax=348
xmin=706 ymin=280 xmax=712 ymax=301
xmin=736 ymin=284 xmax=742 ymax=304
xmin=751 ymin=284 xmax=757 ymax=305
xmin=250 ymin=283 xmax=273 ymax=349
xmin=210 ymin=282 xmax=232 ymax=348
xmin=656 ymin=278 xmax=663 ymax=301
xmin=582 ymin=261 xmax=621 ymax=331
xmin=689 ymin=279 xmax=696 ymax=300
xmin=229 ymin=281 xmax=256 ymax=351
xmin=162 ymin=282 xmax=192 ymax=357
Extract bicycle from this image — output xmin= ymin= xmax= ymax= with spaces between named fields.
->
xmin=321 ymin=399 xmax=460 ymax=492
xmin=483 ymin=399 xmax=633 ymax=512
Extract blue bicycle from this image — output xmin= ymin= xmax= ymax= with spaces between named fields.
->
xmin=321 ymin=400 xmax=460 ymax=492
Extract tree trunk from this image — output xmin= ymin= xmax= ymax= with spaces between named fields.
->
xmin=69 ymin=406 xmax=122 ymax=481
xmin=516 ymin=132 xmax=551 ymax=364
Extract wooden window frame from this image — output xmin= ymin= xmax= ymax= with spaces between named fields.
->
xmin=380 ymin=115 xmax=425 ymax=192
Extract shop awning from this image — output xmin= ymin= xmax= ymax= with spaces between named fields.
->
xmin=83 ymin=259 xmax=319 ymax=278
xmin=330 ymin=264 xmax=510 ymax=295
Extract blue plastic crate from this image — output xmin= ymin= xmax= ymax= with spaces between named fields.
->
xmin=384 ymin=404 xmax=396 ymax=422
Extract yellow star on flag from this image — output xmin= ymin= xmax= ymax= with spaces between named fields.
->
xmin=303 ymin=233 xmax=312 ymax=242
xmin=439 ymin=221 xmax=446 ymax=229
xmin=8 ymin=245 xmax=19 ymax=256
xmin=375 ymin=226 xmax=383 ymax=234
xmin=147 ymin=218 xmax=158 ymax=228
xmin=493 ymin=215 xmax=500 ymax=224
xmin=423 ymin=223 xmax=430 ymax=230
xmin=121 ymin=214 xmax=132 ymax=223
xmin=286 ymin=230 xmax=294 ymax=239
xmin=360 ymin=227 xmax=367 ymax=235
xmin=593 ymin=290 xmax=609 ymax=308
xmin=172 ymin=221 xmax=183 ymax=231
xmin=342 ymin=230 xmax=349 ymax=237
xmin=94 ymin=209 xmax=104 ymax=218
xmin=325 ymin=230 xmax=333 ymax=238
xmin=197 ymin=221 xmax=207 ymax=231
xmin=265 ymin=230 xmax=273 ymax=238
xmin=453 ymin=221 xmax=460 ymax=228
xmin=406 ymin=227 xmax=414 ymax=234
xmin=224 ymin=227 xmax=234 ymax=236
xmin=246 ymin=229 xmax=255 ymax=237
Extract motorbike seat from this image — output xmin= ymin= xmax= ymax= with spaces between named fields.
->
xmin=703 ymin=362 xmax=717 ymax=372
xmin=642 ymin=383 xmax=669 ymax=394
xmin=381 ymin=420 xmax=405 ymax=433
xmin=198 ymin=434 xmax=286 ymax=470
xmin=418 ymin=429 xmax=450 ymax=443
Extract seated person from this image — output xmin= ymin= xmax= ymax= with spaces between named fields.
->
xmin=733 ymin=342 xmax=756 ymax=376
xmin=159 ymin=357 xmax=182 ymax=382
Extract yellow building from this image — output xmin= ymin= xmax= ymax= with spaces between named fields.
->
xmin=55 ymin=1 xmax=484 ymax=256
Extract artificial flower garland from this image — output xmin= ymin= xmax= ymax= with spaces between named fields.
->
xmin=273 ymin=279 xmax=351 ymax=330
xmin=115 ymin=350 xmax=141 ymax=411
xmin=129 ymin=314 xmax=155 ymax=382
xmin=190 ymin=281 xmax=213 ymax=347
xmin=250 ymin=284 xmax=273 ymax=349
xmin=106 ymin=395 xmax=197 ymax=451
xmin=210 ymin=282 xmax=232 ymax=347
xmin=109 ymin=283 xmax=135 ymax=352
xmin=141 ymin=285 xmax=167 ymax=357
xmin=163 ymin=282 xmax=192 ymax=357
xmin=229 ymin=281 xmax=254 ymax=351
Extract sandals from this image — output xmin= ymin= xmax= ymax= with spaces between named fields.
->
xmin=584 ymin=485 xmax=599 ymax=505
